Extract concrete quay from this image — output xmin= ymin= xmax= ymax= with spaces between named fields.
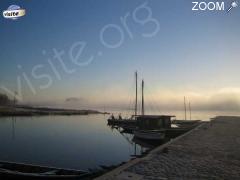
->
xmin=96 ymin=116 xmax=240 ymax=180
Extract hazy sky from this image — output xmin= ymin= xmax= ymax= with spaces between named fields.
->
xmin=1 ymin=0 xmax=240 ymax=111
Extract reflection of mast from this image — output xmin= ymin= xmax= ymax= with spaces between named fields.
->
xmin=12 ymin=91 xmax=17 ymax=140
xmin=184 ymin=96 xmax=187 ymax=120
xmin=134 ymin=143 xmax=136 ymax=156
xmin=135 ymin=71 xmax=138 ymax=119
xmin=141 ymin=80 xmax=144 ymax=115
xmin=12 ymin=117 xmax=16 ymax=140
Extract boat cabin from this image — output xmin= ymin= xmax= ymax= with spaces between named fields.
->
xmin=136 ymin=115 xmax=175 ymax=130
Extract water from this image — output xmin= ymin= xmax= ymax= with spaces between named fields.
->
xmin=0 ymin=110 xmax=239 ymax=170
xmin=0 ymin=115 xmax=146 ymax=170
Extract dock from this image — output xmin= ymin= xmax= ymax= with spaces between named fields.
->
xmin=96 ymin=116 xmax=240 ymax=179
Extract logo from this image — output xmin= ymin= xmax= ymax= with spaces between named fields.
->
xmin=3 ymin=5 xmax=26 ymax=20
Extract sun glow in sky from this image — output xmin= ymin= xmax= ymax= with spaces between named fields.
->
xmin=0 ymin=0 xmax=240 ymax=111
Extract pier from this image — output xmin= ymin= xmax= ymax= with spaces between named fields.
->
xmin=96 ymin=116 xmax=240 ymax=179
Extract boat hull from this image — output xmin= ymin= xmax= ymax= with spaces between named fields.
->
xmin=0 ymin=161 xmax=90 ymax=179
xmin=107 ymin=119 xmax=136 ymax=126
xmin=134 ymin=130 xmax=165 ymax=140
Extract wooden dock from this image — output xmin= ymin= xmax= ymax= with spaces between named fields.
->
xmin=96 ymin=116 xmax=240 ymax=179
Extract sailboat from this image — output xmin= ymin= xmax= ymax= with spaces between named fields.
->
xmin=107 ymin=71 xmax=139 ymax=126
xmin=107 ymin=72 xmax=174 ymax=140
xmin=133 ymin=79 xmax=174 ymax=141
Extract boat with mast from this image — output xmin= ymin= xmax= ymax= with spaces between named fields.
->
xmin=107 ymin=72 xmax=174 ymax=140
xmin=107 ymin=71 xmax=202 ymax=140
xmin=133 ymin=77 xmax=174 ymax=140
xmin=107 ymin=71 xmax=139 ymax=126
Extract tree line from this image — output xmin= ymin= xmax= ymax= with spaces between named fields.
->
xmin=0 ymin=93 xmax=15 ymax=106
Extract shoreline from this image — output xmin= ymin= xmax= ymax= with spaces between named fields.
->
xmin=0 ymin=105 xmax=109 ymax=117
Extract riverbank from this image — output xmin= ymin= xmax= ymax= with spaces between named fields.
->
xmin=0 ymin=105 xmax=109 ymax=116
xmin=96 ymin=116 xmax=240 ymax=179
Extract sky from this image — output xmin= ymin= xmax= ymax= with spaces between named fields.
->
xmin=0 ymin=0 xmax=240 ymax=111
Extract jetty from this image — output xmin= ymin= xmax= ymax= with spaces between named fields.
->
xmin=97 ymin=116 xmax=240 ymax=179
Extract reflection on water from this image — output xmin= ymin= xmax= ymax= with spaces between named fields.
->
xmin=0 ymin=110 xmax=239 ymax=170
xmin=108 ymin=125 xmax=153 ymax=156
xmin=11 ymin=117 xmax=16 ymax=140
xmin=0 ymin=115 xmax=149 ymax=170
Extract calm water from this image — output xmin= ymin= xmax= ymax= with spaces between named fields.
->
xmin=0 ymin=115 xmax=147 ymax=170
xmin=0 ymin=110 xmax=239 ymax=170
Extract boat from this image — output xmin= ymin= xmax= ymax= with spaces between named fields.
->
xmin=0 ymin=161 xmax=91 ymax=179
xmin=107 ymin=117 xmax=136 ymax=126
xmin=133 ymin=115 xmax=174 ymax=140
xmin=107 ymin=72 xmax=139 ymax=125
xmin=133 ymin=129 xmax=165 ymax=140
xmin=108 ymin=72 xmax=176 ymax=141
xmin=172 ymin=120 xmax=201 ymax=126
xmin=108 ymin=72 xmax=202 ymax=141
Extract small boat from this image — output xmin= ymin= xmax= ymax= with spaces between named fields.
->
xmin=133 ymin=129 xmax=165 ymax=140
xmin=0 ymin=161 xmax=91 ymax=179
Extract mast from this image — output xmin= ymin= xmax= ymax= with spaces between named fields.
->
xmin=189 ymin=102 xmax=192 ymax=120
xmin=184 ymin=96 xmax=187 ymax=120
xmin=135 ymin=71 xmax=138 ymax=118
xmin=141 ymin=79 xmax=145 ymax=115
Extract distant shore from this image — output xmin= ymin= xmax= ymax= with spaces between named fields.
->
xmin=0 ymin=105 xmax=109 ymax=117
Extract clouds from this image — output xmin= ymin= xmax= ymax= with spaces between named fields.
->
xmin=148 ymin=88 xmax=240 ymax=111
xmin=203 ymin=88 xmax=240 ymax=111
xmin=18 ymin=86 xmax=240 ymax=112
xmin=97 ymin=86 xmax=240 ymax=111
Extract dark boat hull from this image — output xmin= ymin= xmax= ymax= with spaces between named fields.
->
xmin=0 ymin=161 xmax=91 ymax=179
xmin=133 ymin=130 xmax=165 ymax=140
xmin=107 ymin=119 xmax=136 ymax=126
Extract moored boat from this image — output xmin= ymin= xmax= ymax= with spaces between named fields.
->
xmin=107 ymin=72 xmax=139 ymax=126
xmin=133 ymin=129 xmax=165 ymax=140
xmin=107 ymin=117 xmax=136 ymax=126
xmin=0 ymin=161 xmax=91 ymax=179
xmin=133 ymin=115 xmax=173 ymax=140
